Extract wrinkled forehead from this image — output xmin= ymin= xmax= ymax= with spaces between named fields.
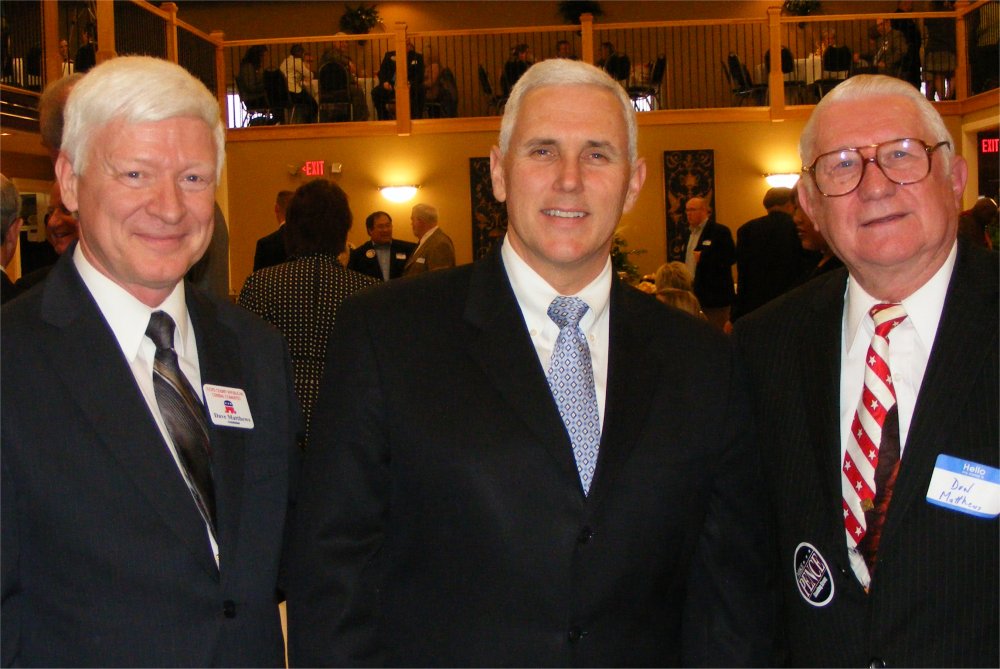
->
xmin=808 ymin=95 xmax=925 ymax=159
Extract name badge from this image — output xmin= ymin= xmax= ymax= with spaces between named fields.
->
xmin=416 ymin=257 xmax=426 ymax=264
xmin=702 ymin=240 xmax=712 ymax=247
xmin=203 ymin=384 xmax=255 ymax=429
xmin=395 ymin=252 xmax=407 ymax=260
xmin=926 ymin=454 xmax=1000 ymax=518
xmin=365 ymin=249 xmax=376 ymax=259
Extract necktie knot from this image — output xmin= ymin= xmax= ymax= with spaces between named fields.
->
xmin=146 ymin=311 xmax=176 ymax=351
xmin=870 ymin=303 xmax=907 ymax=338
xmin=548 ymin=296 xmax=589 ymax=330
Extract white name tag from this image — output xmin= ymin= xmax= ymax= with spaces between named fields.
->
xmin=416 ymin=257 xmax=426 ymax=264
xmin=203 ymin=384 xmax=255 ymax=429
xmin=926 ymin=454 xmax=999 ymax=518
xmin=395 ymin=252 xmax=407 ymax=260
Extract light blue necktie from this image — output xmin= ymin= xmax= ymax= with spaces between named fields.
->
xmin=546 ymin=296 xmax=601 ymax=495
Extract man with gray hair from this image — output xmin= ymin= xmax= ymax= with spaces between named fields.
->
xmin=402 ymin=201 xmax=455 ymax=275
xmin=288 ymin=58 xmax=770 ymax=666
xmin=1 ymin=56 xmax=300 ymax=667
xmin=735 ymin=75 xmax=997 ymax=665
xmin=0 ymin=174 xmax=24 ymax=304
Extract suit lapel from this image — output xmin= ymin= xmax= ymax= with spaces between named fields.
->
xmin=187 ymin=288 xmax=247 ymax=579
xmin=462 ymin=251 xmax=580 ymax=484
xmin=40 ymin=258 xmax=219 ymax=576
xmin=880 ymin=244 xmax=999 ymax=546
xmin=800 ymin=271 xmax=852 ymax=548
xmin=587 ymin=281 xmax=661 ymax=506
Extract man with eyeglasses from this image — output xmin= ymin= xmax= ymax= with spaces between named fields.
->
xmin=734 ymin=75 xmax=997 ymax=666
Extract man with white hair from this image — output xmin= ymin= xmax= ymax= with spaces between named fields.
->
xmin=402 ymin=202 xmax=455 ymax=275
xmin=288 ymin=58 xmax=770 ymax=666
xmin=735 ymin=75 xmax=997 ymax=666
xmin=1 ymin=56 xmax=300 ymax=667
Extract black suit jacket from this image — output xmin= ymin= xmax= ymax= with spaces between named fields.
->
xmin=0 ymin=271 xmax=22 ymax=305
xmin=287 ymin=248 xmax=772 ymax=666
xmin=253 ymin=225 xmax=288 ymax=272
xmin=347 ymin=239 xmax=417 ymax=281
xmin=688 ymin=220 xmax=735 ymax=309
xmin=734 ymin=241 xmax=998 ymax=667
xmin=1 ymin=252 xmax=301 ymax=667
xmin=732 ymin=210 xmax=807 ymax=320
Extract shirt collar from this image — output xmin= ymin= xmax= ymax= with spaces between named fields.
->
xmin=844 ymin=241 xmax=957 ymax=354
xmin=500 ymin=235 xmax=612 ymax=333
xmin=73 ymin=245 xmax=191 ymax=361
xmin=418 ymin=225 xmax=439 ymax=245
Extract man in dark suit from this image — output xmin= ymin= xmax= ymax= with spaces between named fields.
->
xmin=1 ymin=56 xmax=300 ymax=667
xmin=734 ymin=75 xmax=997 ymax=666
xmin=252 ymin=190 xmax=292 ymax=272
xmin=371 ymin=38 xmax=425 ymax=120
xmin=287 ymin=58 xmax=771 ymax=667
xmin=347 ymin=210 xmax=416 ymax=281
xmin=683 ymin=196 xmax=735 ymax=330
xmin=402 ymin=202 xmax=455 ymax=276
xmin=731 ymin=186 xmax=811 ymax=321
xmin=0 ymin=174 xmax=24 ymax=305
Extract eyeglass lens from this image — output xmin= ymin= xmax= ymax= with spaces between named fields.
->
xmin=812 ymin=138 xmax=934 ymax=197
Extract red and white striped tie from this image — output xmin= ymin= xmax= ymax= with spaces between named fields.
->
xmin=842 ymin=303 xmax=907 ymax=575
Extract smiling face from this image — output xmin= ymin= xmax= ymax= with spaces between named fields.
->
xmin=57 ymin=116 xmax=218 ymax=307
xmin=490 ymin=83 xmax=646 ymax=294
xmin=799 ymin=94 xmax=966 ymax=300
xmin=369 ymin=213 xmax=393 ymax=245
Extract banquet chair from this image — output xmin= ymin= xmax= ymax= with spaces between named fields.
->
xmin=764 ymin=47 xmax=807 ymax=104
xmin=814 ymin=45 xmax=853 ymax=99
xmin=627 ymin=55 xmax=666 ymax=111
xmin=724 ymin=53 xmax=766 ymax=106
xmin=317 ymin=61 xmax=354 ymax=122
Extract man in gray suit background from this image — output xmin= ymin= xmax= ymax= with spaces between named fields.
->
xmin=735 ymin=75 xmax=997 ymax=666
xmin=402 ymin=202 xmax=455 ymax=275
xmin=2 ymin=56 xmax=299 ymax=667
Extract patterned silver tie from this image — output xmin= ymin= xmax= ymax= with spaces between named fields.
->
xmin=145 ymin=310 xmax=217 ymax=542
xmin=546 ymin=296 xmax=602 ymax=495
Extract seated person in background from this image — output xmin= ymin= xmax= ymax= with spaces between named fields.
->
xmin=502 ymin=43 xmax=533 ymax=97
xmin=791 ymin=183 xmax=842 ymax=284
xmin=372 ymin=38 xmax=425 ymax=120
xmin=319 ymin=35 xmax=369 ymax=121
xmin=279 ymin=43 xmax=318 ymax=122
xmin=238 ymin=179 xmax=379 ymax=447
xmin=423 ymin=59 xmax=458 ymax=118
xmin=553 ymin=39 xmax=577 ymax=60
xmin=958 ymin=197 xmax=997 ymax=250
xmin=237 ymin=45 xmax=269 ymax=109
xmin=653 ymin=260 xmax=694 ymax=292
xmin=597 ymin=42 xmax=630 ymax=84
xmin=656 ymin=287 xmax=706 ymax=319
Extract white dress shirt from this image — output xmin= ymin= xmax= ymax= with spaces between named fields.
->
xmin=501 ymin=237 xmax=611 ymax=429
xmin=839 ymin=241 xmax=956 ymax=584
xmin=73 ymin=247 xmax=218 ymax=563
xmin=685 ymin=223 xmax=705 ymax=276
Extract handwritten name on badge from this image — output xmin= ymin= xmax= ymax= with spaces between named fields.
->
xmin=926 ymin=454 xmax=999 ymax=518
xmin=203 ymin=384 xmax=255 ymax=429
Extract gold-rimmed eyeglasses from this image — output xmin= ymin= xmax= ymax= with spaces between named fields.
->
xmin=802 ymin=138 xmax=950 ymax=197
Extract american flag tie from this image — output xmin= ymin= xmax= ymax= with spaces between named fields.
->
xmin=842 ymin=303 xmax=907 ymax=584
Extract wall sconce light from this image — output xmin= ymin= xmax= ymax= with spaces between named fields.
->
xmin=380 ymin=185 xmax=420 ymax=203
xmin=764 ymin=173 xmax=800 ymax=188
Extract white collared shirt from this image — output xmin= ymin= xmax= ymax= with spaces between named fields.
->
xmin=501 ymin=237 xmax=611 ymax=429
xmin=73 ymin=247 xmax=218 ymax=563
xmin=685 ymin=223 xmax=705 ymax=275
xmin=412 ymin=225 xmax=439 ymax=256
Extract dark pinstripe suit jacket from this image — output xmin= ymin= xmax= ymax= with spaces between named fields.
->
xmin=734 ymin=239 xmax=998 ymax=667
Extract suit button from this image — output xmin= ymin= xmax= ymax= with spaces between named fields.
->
xmin=577 ymin=526 xmax=593 ymax=544
xmin=567 ymin=626 xmax=584 ymax=643
xmin=223 ymin=600 xmax=236 ymax=618
xmin=868 ymin=659 xmax=886 ymax=668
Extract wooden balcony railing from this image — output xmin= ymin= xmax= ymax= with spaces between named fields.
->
xmin=1 ymin=0 xmax=997 ymax=137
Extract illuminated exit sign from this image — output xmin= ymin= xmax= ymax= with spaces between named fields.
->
xmin=982 ymin=138 xmax=999 ymax=154
xmin=301 ymin=160 xmax=325 ymax=176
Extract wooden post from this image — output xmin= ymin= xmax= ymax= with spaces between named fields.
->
xmin=954 ymin=0 xmax=969 ymax=100
xmin=162 ymin=2 xmax=179 ymax=63
xmin=393 ymin=22 xmax=411 ymax=135
xmin=42 ymin=0 xmax=61 ymax=86
xmin=767 ymin=6 xmax=786 ymax=114
xmin=580 ymin=13 xmax=594 ymax=64
xmin=94 ymin=0 xmax=116 ymax=66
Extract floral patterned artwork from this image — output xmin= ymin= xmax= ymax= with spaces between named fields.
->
xmin=470 ymin=157 xmax=508 ymax=260
xmin=663 ymin=149 xmax=715 ymax=262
